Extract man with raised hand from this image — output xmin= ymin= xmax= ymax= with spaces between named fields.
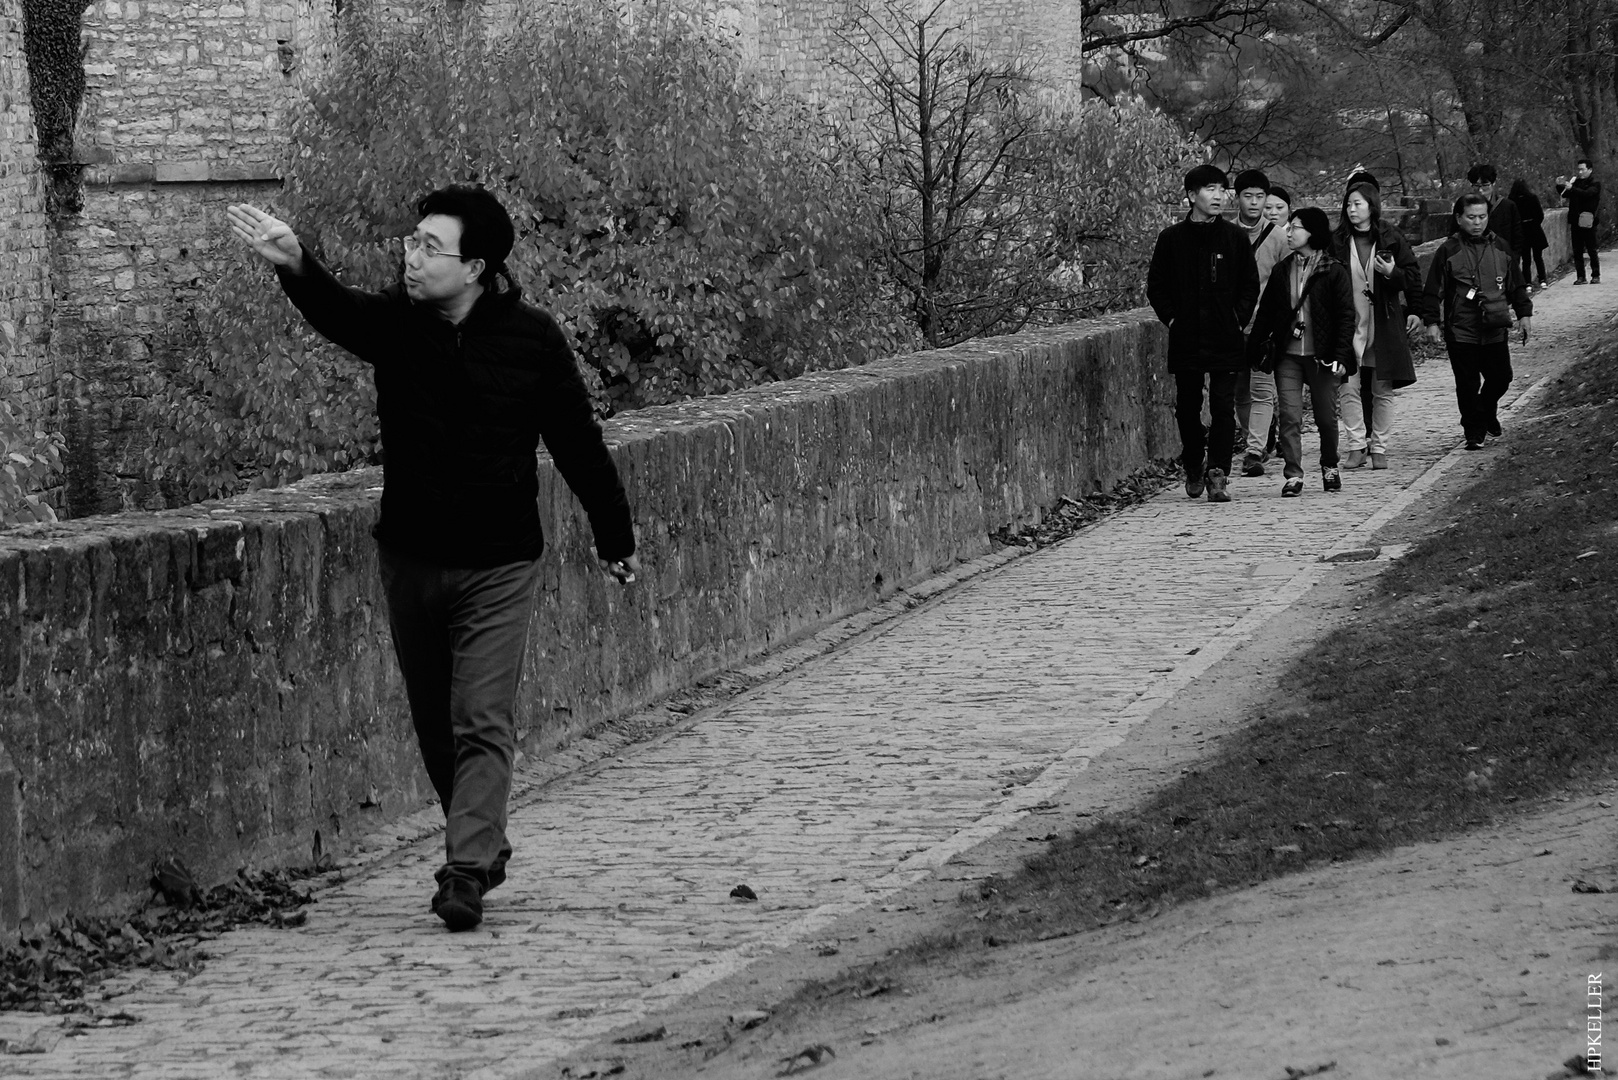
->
xmin=227 ymin=188 xmax=640 ymax=932
xmin=1556 ymin=158 xmax=1603 ymax=284
xmin=1147 ymin=164 xmax=1261 ymax=503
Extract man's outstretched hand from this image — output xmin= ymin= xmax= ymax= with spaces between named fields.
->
xmin=227 ymin=204 xmax=304 ymax=274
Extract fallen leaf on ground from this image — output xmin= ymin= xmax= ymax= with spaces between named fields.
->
xmin=728 ymin=1010 xmax=770 ymax=1029
xmin=611 ymin=1025 xmax=665 ymax=1044
xmin=777 ymin=1043 xmax=835 ymax=1075
xmin=729 ymin=884 xmax=757 ymax=901
xmin=1572 ymin=880 xmax=1606 ymax=893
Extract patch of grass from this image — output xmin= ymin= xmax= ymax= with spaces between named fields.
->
xmin=974 ymin=341 xmax=1618 ymax=943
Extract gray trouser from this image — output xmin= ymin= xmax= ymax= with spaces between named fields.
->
xmin=379 ymin=545 xmax=540 ymax=893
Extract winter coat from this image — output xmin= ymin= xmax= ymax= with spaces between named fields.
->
xmin=1245 ymin=252 xmax=1358 ymax=378
xmin=1513 ymin=191 xmax=1550 ymax=252
xmin=1145 ymin=215 xmax=1261 ymax=373
xmin=1487 ymin=198 xmax=1522 ymax=256
xmin=1558 ymin=176 xmax=1603 ymax=229
xmin=1421 ymin=231 xmax=1533 ymax=346
xmin=276 ymin=251 xmax=635 ymax=569
xmin=1327 ymin=220 xmax=1423 ymax=388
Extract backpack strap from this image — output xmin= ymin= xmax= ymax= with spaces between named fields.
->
xmin=1252 ymin=223 xmax=1276 ymax=251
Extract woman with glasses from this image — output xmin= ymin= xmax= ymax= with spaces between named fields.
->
xmin=1246 ymin=207 xmax=1357 ymax=496
xmin=1329 ymin=182 xmax=1423 ymax=470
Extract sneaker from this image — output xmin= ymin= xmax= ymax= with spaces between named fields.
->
xmin=1322 ymin=467 xmax=1341 ymax=492
xmin=1465 ymin=439 xmax=1485 ymax=451
xmin=1282 ymin=478 xmax=1304 ymax=498
xmin=1342 ymin=448 xmax=1368 ymax=469
xmin=432 ymin=877 xmax=483 ymax=932
xmin=1241 ymin=453 xmax=1265 ymax=477
xmin=1205 ymin=468 xmax=1230 ymax=503
xmin=1486 ymin=419 xmax=1502 ymax=438
xmin=1370 ymin=453 xmax=1388 ymax=470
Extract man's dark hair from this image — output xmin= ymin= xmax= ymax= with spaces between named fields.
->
xmin=1456 ymin=192 xmax=1491 ymax=213
xmin=1577 ymin=157 xmax=1595 ymax=169
xmin=1336 ymin=181 xmax=1383 ymax=240
xmin=1184 ymin=164 xmax=1229 ymax=192
xmin=1289 ymin=207 xmax=1332 ymax=250
xmin=1267 ymin=185 xmax=1292 ymax=207
xmin=1467 ymin=163 xmax=1498 ymax=186
xmin=1344 ymin=169 xmax=1379 ymax=191
xmin=1233 ymin=168 xmax=1269 ymax=194
xmin=416 ymin=185 xmax=515 ymax=289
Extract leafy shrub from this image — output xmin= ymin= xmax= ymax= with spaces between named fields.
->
xmin=144 ymin=1 xmax=913 ymax=501
xmin=842 ymin=1 xmax=1202 ymax=346
xmin=0 ymin=396 xmax=64 ymax=527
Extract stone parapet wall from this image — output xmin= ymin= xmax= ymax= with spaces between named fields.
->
xmin=1413 ymin=207 xmax=1572 ymax=282
xmin=0 ymin=311 xmax=1173 ymax=926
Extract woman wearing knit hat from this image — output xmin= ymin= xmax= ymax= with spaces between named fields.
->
xmin=1246 ymin=207 xmax=1357 ymax=496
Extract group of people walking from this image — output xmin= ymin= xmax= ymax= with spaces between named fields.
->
xmin=1145 ymin=159 xmax=1596 ymax=501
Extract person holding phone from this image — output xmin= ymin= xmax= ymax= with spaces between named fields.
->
xmin=1556 ymin=160 xmax=1602 ymax=284
xmin=1423 ymin=193 xmax=1533 ymax=449
xmin=1328 ymin=181 xmax=1422 ymax=471
xmin=1246 ymin=207 xmax=1357 ymax=496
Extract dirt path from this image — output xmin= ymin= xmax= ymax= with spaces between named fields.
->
xmin=544 ymin=275 xmax=1618 ymax=1080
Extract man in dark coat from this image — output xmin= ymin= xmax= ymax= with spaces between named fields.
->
xmin=1423 ymin=193 xmax=1534 ymax=450
xmin=227 ymin=187 xmax=640 ymax=932
xmin=1468 ymin=163 xmax=1522 ymax=257
xmin=1146 ymin=164 xmax=1261 ymax=502
xmin=1556 ymin=158 xmax=1603 ymax=284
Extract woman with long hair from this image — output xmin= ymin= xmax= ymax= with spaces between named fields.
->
xmin=1246 ymin=207 xmax=1357 ymax=495
xmin=1329 ymin=182 xmax=1424 ymax=470
xmin=1510 ymin=178 xmax=1551 ymax=288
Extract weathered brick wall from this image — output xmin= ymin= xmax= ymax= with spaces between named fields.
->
xmin=0 ymin=311 xmax=1174 ymax=925
xmin=45 ymin=0 xmax=335 ymax=514
xmin=0 ymin=0 xmax=54 ymax=417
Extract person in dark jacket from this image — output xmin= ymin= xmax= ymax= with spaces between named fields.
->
xmin=1247 ymin=207 xmax=1356 ymax=497
xmin=1329 ymin=181 xmax=1424 ymax=471
xmin=1556 ymin=158 xmax=1603 ymax=284
xmin=1146 ymin=164 xmax=1261 ymax=502
xmin=1510 ymin=179 xmax=1551 ymax=287
xmin=1423 ymin=193 xmax=1534 ymax=449
xmin=227 ymin=188 xmax=640 ymax=932
xmin=1466 ymin=163 xmax=1522 ymax=258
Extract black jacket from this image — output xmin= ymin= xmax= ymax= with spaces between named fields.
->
xmin=1487 ymin=197 xmax=1522 ymax=256
xmin=1246 ymin=253 xmax=1357 ymax=378
xmin=1421 ymin=231 xmax=1533 ymax=346
xmin=277 ymin=253 xmax=635 ymax=569
xmin=1513 ymin=191 xmax=1549 ymax=251
xmin=1558 ymin=176 xmax=1603 ymax=227
xmin=1146 ymin=215 xmax=1260 ymax=372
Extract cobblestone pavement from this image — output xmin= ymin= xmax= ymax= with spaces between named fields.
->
xmin=5 ymin=277 xmax=1608 ymax=1078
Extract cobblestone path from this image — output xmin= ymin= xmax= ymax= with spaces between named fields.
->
xmin=5 ymin=279 xmax=1606 ymax=1079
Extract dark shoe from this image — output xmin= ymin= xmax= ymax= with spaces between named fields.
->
xmin=1576 ymin=278 xmax=1589 ymax=285
xmin=1486 ymin=419 xmax=1502 ymax=438
xmin=1205 ymin=469 xmax=1230 ymax=503
xmin=1322 ymin=467 xmax=1341 ymax=492
xmin=432 ymin=877 xmax=483 ymax=932
xmin=1186 ymin=473 xmax=1205 ymax=499
xmin=1465 ymin=439 xmax=1485 ymax=451
xmin=1241 ymin=453 xmax=1265 ymax=477
xmin=1370 ymin=453 xmax=1388 ymax=470
xmin=1282 ymin=478 xmax=1304 ymax=498
xmin=1594 ymin=276 xmax=1602 ymax=284
xmin=1342 ymin=448 xmax=1368 ymax=469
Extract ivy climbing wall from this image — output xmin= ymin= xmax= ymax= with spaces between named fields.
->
xmin=0 ymin=0 xmax=54 ymax=419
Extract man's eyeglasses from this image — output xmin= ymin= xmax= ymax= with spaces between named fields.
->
xmin=400 ymin=236 xmax=464 ymax=260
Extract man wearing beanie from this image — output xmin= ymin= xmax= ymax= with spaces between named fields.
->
xmin=1231 ymin=168 xmax=1290 ymax=476
xmin=1147 ymin=164 xmax=1261 ymax=502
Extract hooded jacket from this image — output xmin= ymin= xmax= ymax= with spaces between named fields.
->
xmin=276 ymin=252 xmax=635 ymax=569
xmin=1146 ymin=214 xmax=1261 ymax=373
